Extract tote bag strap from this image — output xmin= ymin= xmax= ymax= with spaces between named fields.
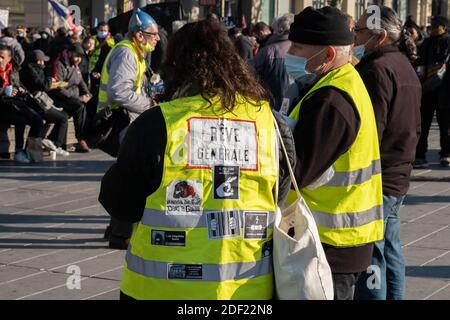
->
xmin=272 ymin=115 xmax=301 ymax=200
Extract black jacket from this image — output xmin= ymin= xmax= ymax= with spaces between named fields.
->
xmin=0 ymin=65 xmax=22 ymax=96
xmin=19 ymin=62 xmax=52 ymax=93
xmin=356 ymin=45 xmax=422 ymax=197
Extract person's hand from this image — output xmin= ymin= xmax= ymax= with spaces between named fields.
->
xmin=92 ymin=72 xmax=101 ymax=79
xmin=80 ymin=94 xmax=92 ymax=103
xmin=18 ymin=87 xmax=25 ymax=93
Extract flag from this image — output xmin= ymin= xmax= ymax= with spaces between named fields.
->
xmin=48 ymin=0 xmax=78 ymax=34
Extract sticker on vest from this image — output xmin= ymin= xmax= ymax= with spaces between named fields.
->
xmin=262 ymin=239 xmax=273 ymax=258
xmin=206 ymin=210 xmax=240 ymax=239
xmin=188 ymin=117 xmax=258 ymax=170
xmin=166 ymin=180 xmax=202 ymax=215
xmin=244 ymin=211 xmax=268 ymax=239
xmin=151 ymin=230 xmax=186 ymax=246
xmin=167 ymin=264 xmax=203 ymax=280
xmin=213 ymin=165 xmax=239 ymax=200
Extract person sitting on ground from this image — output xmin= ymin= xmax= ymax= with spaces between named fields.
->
xmin=0 ymin=45 xmax=44 ymax=163
xmin=20 ymin=49 xmax=70 ymax=156
xmin=48 ymin=44 xmax=91 ymax=153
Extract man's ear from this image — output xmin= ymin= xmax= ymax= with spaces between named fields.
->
xmin=377 ymin=29 xmax=388 ymax=46
xmin=134 ymin=31 xmax=143 ymax=42
xmin=325 ymin=46 xmax=337 ymax=63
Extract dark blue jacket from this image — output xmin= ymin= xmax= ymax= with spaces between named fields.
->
xmin=251 ymin=34 xmax=291 ymax=110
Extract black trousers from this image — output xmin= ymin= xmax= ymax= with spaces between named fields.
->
xmin=416 ymin=92 xmax=450 ymax=158
xmin=109 ymin=217 xmax=133 ymax=239
xmin=48 ymin=91 xmax=87 ymax=141
xmin=43 ymin=108 xmax=68 ymax=148
xmin=0 ymin=98 xmax=43 ymax=151
xmin=332 ymin=272 xmax=361 ymax=300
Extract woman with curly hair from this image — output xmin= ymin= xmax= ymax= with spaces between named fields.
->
xmin=99 ymin=19 xmax=295 ymax=300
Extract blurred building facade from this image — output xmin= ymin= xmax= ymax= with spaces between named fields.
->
xmin=0 ymin=0 xmax=448 ymax=29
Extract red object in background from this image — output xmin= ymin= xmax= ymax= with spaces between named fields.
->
xmin=241 ymin=15 xmax=247 ymax=29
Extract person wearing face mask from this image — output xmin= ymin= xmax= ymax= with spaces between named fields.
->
xmin=48 ymin=44 xmax=92 ymax=153
xmin=97 ymin=8 xmax=160 ymax=250
xmin=19 ymin=50 xmax=70 ymax=157
xmin=286 ymin=6 xmax=383 ymax=300
xmin=89 ymin=22 xmax=115 ymax=83
xmin=352 ymin=6 xmax=421 ymax=301
xmin=414 ymin=16 xmax=450 ymax=168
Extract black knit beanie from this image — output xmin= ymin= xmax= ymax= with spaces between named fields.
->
xmin=289 ymin=6 xmax=354 ymax=46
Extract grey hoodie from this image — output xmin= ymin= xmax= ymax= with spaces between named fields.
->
xmin=0 ymin=37 xmax=25 ymax=67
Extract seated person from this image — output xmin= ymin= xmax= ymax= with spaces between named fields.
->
xmin=20 ymin=49 xmax=69 ymax=156
xmin=48 ymin=44 xmax=92 ymax=153
xmin=0 ymin=45 xmax=44 ymax=163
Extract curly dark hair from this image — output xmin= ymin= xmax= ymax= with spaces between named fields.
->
xmin=163 ymin=19 xmax=269 ymax=112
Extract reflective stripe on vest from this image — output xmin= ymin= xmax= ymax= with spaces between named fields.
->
xmin=97 ymin=39 xmax=145 ymax=112
xmin=125 ymin=246 xmax=272 ymax=281
xmin=120 ymin=94 xmax=278 ymax=300
xmin=288 ymin=63 xmax=383 ymax=247
xmin=89 ymin=36 xmax=115 ymax=72
xmin=140 ymin=208 xmax=275 ymax=229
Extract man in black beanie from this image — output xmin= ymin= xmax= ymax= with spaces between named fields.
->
xmin=286 ymin=6 xmax=383 ymax=300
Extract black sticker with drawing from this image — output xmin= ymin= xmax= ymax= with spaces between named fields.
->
xmin=167 ymin=264 xmax=203 ymax=280
xmin=151 ymin=230 xmax=186 ymax=247
xmin=213 ymin=165 xmax=239 ymax=200
xmin=244 ymin=211 xmax=268 ymax=239
xmin=206 ymin=210 xmax=240 ymax=239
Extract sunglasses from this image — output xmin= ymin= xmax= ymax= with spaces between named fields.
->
xmin=142 ymin=31 xmax=159 ymax=37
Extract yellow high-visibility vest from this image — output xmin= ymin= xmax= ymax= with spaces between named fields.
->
xmin=97 ymin=39 xmax=146 ymax=112
xmin=89 ymin=36 xmax=115 ymax=72
xmin=288 ymin=63 xmax=384 ymax=247
xmin=120 ymin=94 xmax=278 ymax=300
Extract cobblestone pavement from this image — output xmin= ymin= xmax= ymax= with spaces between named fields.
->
xmin=0 ymin=124 xmax=449 ymax=300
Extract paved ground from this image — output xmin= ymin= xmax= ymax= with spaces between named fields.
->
xmin=0 ymin=123 xmax=449 ymax=300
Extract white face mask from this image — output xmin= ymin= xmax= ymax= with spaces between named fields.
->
xmin=353 ymin=36 xmax=376 ymax=59
xmin=284 ymin=48 xmax=326 ymax=85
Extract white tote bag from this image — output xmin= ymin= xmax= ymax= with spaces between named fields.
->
xmin=272 ymin=117 xmax=334 ymax=300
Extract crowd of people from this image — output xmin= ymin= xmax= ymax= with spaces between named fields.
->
xmin=1 ymin=4 xmax=450 ymax=300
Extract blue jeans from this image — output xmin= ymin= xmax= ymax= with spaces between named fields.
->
xmin=354 ymin=194 xmax=406 ymax=300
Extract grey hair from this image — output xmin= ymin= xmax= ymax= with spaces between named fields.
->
xmin=365 ymin=6 xmax=402 ymax=43
xmin=271 ymin=13 xmax=294 ymax=35
xmin=333 ymin=45 xmax=352 ymax=58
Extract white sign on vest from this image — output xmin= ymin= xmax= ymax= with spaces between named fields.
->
xmin=188 ymin=117 xmax=258 ymax=170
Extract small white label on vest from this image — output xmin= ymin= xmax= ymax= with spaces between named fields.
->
xmin=166 ymin=180 xmax=202 ymax=215
xmin=243 ymin=211 xmax=268 ymax=239
xmin=167 ymin=264 xmax=203 ymax=280
xmin=206 ymin=210 xmax=241 ymax=239
xmin=213 ymin=165 xmax=239 ymax=200
xmin=188 ymin=117 xmax=258 ymax=170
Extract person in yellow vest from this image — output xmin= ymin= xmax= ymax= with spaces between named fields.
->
xmin=99 ymin=8 xmax=160 ymax=250
xmin=285 ymin=6 xmax=384 ymax=300
xmin=89 ymin=22 xmax=115 ymax=81
xmin=99 ymin=19 xmax=295 ymax=300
